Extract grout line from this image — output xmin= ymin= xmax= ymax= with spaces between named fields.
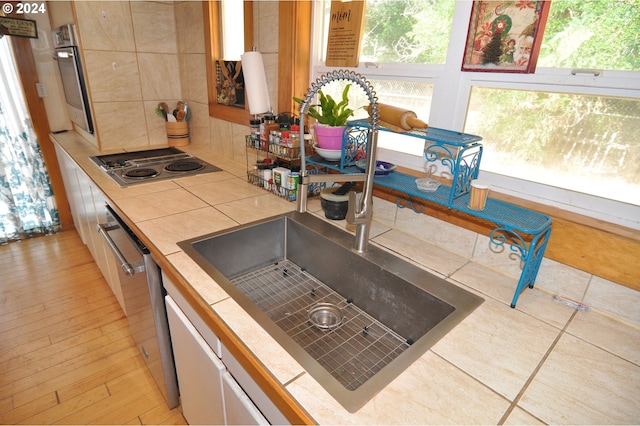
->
xmin=210 ymin=295 xmax=231 ymax=306
xmin=561 ymin=314 xmax=640 ymax=369
xmin=431 ymin=349 xmax=511 ymax=404
xmin=496 ymin=309 xmax=578 ymax=425
xmin=581 ymin=273 xmax=594 ymax=301
xmin=447 ymin=258 xmax=471 ymax=279
xmin=282 ymin=371 xmax=307 ymax=387
xmin=470 ymin=231 xmax=479 ymax=261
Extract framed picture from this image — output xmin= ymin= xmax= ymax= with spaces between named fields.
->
xmin=216 ymin=60 xmax=245 ymax=108
xmin=0 ymin=17 xmax=38 ymax=39
xmin=462 ymin=1 xmax=550 ymax=73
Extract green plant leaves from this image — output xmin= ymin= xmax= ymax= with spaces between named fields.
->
xmin=294 ymin=84 xmax=354 ymax=126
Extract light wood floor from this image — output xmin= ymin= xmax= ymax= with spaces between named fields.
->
xmin=0 ymin=230 xmax=186 ymax=425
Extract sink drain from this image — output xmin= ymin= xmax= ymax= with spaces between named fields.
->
xmin=308 ymin=303 xmax=344 ymax=330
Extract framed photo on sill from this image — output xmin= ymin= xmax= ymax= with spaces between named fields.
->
xmin=216 ymin=60 xmax=245 ymax=108
xmin=462 ymin=1 xmax=550 ymax=73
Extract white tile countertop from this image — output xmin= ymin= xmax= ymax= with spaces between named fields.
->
xmin=52 ymin=131 xmax=640 ymax=424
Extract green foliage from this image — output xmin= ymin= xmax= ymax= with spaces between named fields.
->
xmin=467 ymin=88 xmax=640 ymax=183
xmin=360 ymin=0 xmax=638 ymax=70
xmin=539 ymin=0 xmax=640 ymax=70
xmin=294 ymin=85 xmax=354 ymax=127
xmin=361 ymin=0 xmax=455 ymax=64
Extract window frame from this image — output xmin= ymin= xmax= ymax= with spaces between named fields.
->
xmin=205 ymin=1 xmax=311 ymax=125
xmin=308 ymin=0 xmax=640 ymax=229
xmin=204 ymin=0 xmax=254 ymax=125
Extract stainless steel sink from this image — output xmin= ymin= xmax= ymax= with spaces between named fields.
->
xmin=178 ymin=211 xmax=483 ymax=412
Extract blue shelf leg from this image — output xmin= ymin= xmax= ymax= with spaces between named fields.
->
xmin=510 ymin=225 xmax=552 ymax=308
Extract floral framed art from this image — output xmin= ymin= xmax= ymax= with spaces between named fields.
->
xmin=462 ymin=1 xmax=551 ymax=73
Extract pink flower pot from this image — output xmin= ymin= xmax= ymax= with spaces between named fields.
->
xmin=314 ymin=124 xmax=345 ymax=150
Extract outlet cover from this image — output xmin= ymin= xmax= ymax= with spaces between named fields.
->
xmin=36 ymin=82 xmax=48 ymax=98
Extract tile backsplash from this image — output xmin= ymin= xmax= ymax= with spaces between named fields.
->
xmin=371 ymin=197 xmax=640 ymax=328
xmin=73 ymin=0 xmax=272 ymax=161
xmin=74 ymin=0 xmax=182 ymax=150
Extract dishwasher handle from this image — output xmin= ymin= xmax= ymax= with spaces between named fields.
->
xmin=97 ymin=223 xmax=136 ymax=276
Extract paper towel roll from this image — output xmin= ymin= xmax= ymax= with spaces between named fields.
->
xmin=241 ymin=51 xmax=271 ymax=115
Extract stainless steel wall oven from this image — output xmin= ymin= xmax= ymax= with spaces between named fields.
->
xmin=54 ymin=24 xmax=94 ymax=133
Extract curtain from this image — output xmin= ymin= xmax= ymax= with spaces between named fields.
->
xmin=0 ymin=36 xmax=60 ymax=244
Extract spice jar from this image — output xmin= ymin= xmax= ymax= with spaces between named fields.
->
xmin=249 ymin=118 xmax=260 ymax=148
xmin=260 ymin=114 xmax=278 ymax=151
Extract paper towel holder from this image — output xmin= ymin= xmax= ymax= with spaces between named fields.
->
xmin=241 ymin=50 xmax=272 ymax=117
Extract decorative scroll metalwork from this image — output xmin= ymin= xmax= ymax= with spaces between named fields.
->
xmin=489 ymin=228 xmax=528 ymax=261
xmin=344 ymin=125 xmax=369 ymax=167
xmin=306 ymin=164 xmax=330 ymax=195
xmin=395 ymin=195 xmax=424 ymax=214
xmin=490 ymin=226 xmax=552 ymax=307
xmin=453 ymin=148 xmax=482 ymax=196
xmin=424 ymin=142 xmax=483 ymax=206
xmin=424 ymin=143 xmax=457 ymax=173
xmin=301 ymin=115 xmax=553 ymax=308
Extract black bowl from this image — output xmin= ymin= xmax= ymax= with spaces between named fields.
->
xmin=320 ymin=197 xmax=348 ymax=220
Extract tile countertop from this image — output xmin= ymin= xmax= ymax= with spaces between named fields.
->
xmin=52 ymin=131 xmax=640 ymax=425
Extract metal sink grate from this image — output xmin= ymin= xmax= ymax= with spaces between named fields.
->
xmin=231 ymin=260 xmax=410 ymax=391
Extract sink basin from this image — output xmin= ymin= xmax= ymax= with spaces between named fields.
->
xmin=178 ymin=211 xmax=483 ymax=412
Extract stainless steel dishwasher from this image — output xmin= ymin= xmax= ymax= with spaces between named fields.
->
xmin=97 ymin=204 xmax=179 ymax=408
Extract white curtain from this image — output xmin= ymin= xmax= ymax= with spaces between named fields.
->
xmin=0 ymin=36 xmax=60 ymax=244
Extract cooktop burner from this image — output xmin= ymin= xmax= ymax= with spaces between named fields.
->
xmin=165 ymin=160 xmax=203 ymax=173
xmin=90 ymin=147 xmax=222 ymax=187
xmin=125 ymin=168 xmax=159 ymax=178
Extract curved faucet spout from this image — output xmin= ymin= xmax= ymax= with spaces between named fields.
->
xmin=296 ymin=70 xmax=380 ymax=253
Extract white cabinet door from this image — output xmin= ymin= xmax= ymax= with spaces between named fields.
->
xmin=166 ymin=296 xmax=226 ymax=425
xmin=74 ymin=167 xmax=99 ymax=260
xmin=222 ymin=342 xmax=290 ymax=425
xmin=53 ymin=145 xmax=88 ymax=243
xmin=222 ymin=371 xmax=269 ymax=425
xmin=54 ymin=144 xmax=126 ymax=313
xmin=162 ymin=271 xmax=223 ymax=357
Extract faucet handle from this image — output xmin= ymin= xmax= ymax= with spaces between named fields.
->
xmin=346 ymin=190 xmax=362 ymax=224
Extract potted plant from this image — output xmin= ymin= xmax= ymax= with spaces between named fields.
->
xmin=294 ymin=84 xmax=355 ymax=150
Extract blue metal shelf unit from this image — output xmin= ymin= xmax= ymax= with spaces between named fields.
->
xmin=306 ymin=119 xmax=553 ymax=308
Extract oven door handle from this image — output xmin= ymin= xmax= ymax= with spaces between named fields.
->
xmin=97 ymin=223 xmax=136 ymax=276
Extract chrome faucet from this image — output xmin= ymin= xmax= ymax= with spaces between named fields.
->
xmin=296 ymin=70 xmax=380 ymax=253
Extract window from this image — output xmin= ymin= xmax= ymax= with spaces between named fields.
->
xmin=311 ymin=0 xmax=640 ymax=228
xmin=318 ymin=79 xmax=433 ymax=163
xmin=205 ymin=0 xmax=253 ymax=125
xmin=317 ymin=0 xmax=455 ymax=65
xmin=463 ymin=0 xmax=640 ymax=211
xmin=465 ymin=88 xmax=640 ymax=206
xmin=219 ymin=0 xmax=245 ymax=60
xmin=538 ymin=0 xmax=640 ymax=71
xmin=206 ymin=1 xmax=311 ymax=125
xmin=360 ymin=0 xmax=455 ymax=64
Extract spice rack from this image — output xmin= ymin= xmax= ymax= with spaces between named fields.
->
xmin=245 ymin=135 xmax=300 ymax=201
